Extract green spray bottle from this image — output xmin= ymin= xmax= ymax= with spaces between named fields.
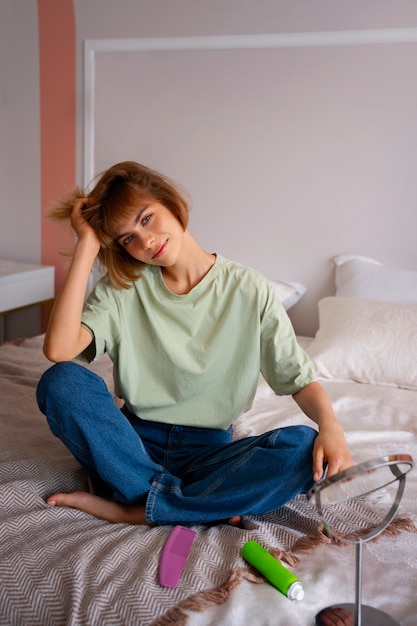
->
xmin=242 ymin=540 xmax=304 ymax=601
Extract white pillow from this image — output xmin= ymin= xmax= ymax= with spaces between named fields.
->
xmin=308 ymin=296 xmax=417 ymax=390
xmin=335 ymin=255 xmax=417 ymax=303
xmin=269 ymin=280 xmax=306 ymax=310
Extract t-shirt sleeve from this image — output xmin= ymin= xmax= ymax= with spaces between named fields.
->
xmin=260 ymin=284 xmax=316 ymax=395
xmin=77 ymin=277 xmax=121 ymax=363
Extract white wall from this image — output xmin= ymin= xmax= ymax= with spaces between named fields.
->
xmin=74 ymin=0 xmax=417 ymax=335
xmin=0 ymin=0 xmax=40 ymax=264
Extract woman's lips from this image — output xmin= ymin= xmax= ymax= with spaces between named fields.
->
xmin=152 ymin=239 xmax=168 ymax=259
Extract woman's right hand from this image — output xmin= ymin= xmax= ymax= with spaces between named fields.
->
xmin=71 ymin=198 xmax=101 ymax=253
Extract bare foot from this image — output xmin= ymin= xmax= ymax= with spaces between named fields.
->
xmin=47 ymin=491 xmax=148 ymax=525
xmin=47 ymin=491 xmax=243 ymax=527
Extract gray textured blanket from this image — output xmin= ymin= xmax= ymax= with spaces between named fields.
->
xmin=0 ymin=337 xmax=412 ymax=626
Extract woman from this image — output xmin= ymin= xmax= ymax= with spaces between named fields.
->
xmin=36 ymin=161 xmax=352 ymax=526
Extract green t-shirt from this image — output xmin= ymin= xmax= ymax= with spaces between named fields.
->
xmin=80 ymin=255 xmax=315 ymax=429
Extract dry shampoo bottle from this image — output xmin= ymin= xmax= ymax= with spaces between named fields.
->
xmin=242 ymin=540 xmax=304 ymax=601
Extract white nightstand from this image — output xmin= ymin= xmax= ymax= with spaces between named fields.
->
xmin=0 ymin=260 xmax=55 ymax=340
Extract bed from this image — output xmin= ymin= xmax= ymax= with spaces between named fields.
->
xmin=1 ymin=255 xmax=416 ymax=626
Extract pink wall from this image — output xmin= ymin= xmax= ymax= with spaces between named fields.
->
xmin=38 ymin=0 xmax=76 ymax=295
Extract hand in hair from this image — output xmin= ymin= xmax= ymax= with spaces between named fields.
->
xmin=70 ymin=197 xmax=101 ymax=254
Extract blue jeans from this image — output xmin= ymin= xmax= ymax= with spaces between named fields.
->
xmin=36 ymin=362 xmax=317 ymax=526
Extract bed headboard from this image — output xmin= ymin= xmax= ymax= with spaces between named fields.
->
xmin=83 ymin=30 xmax=417 ymax=336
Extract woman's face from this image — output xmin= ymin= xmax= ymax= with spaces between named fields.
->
xmin=114 ymin=201 xmax=185 ymax=267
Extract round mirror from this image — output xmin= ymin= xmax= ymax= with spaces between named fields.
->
xmin=307 ymin=454 xmax=413 ymax=626
xmin=308 ymin=454 xmax=413 ymax=543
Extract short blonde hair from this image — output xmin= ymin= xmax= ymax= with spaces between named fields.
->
xmin=50 ymin=161 xmax=190 ymax=289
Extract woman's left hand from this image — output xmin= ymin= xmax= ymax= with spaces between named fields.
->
xmin=292 ymin=381 xmax=353 ymax=482
xmin=312 ymin=420 xmax=353 ymax=482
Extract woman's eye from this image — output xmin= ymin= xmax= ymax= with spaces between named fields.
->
xmin=142 ymin=214 xmax=152 ymax=225
xmin=123 ymin=234 xmax=134 ymax=246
